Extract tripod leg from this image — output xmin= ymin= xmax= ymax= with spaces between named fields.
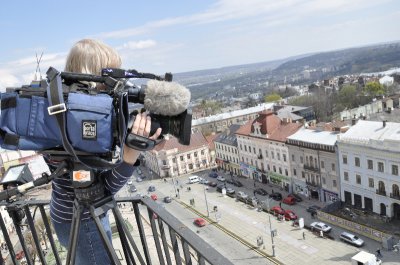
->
xmin=65 ymin=200 xmax=83 ymax=265
xmin=91 ymin=213 xmax=122 ymax=265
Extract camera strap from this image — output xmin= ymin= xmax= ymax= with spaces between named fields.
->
xmin=46 ymin=68 xmax=126 ymax=170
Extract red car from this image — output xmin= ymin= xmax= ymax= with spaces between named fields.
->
xmin=271 ymin=206 xmax=285 ymax=215
xmin=283 ymin=196 xmax=296 ymax=205
xmin=194 ymin=218 xmax=207 ymax=227
xmin=284 ymin=210 xmax=298 ymax=220
xmin=150 ymin=194 xmax=158 ymax=201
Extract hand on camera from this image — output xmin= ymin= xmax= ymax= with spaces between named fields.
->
xmin=123 ymin=112 xmax=162 ymax=164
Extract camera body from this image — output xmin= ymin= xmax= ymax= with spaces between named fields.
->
xmin=0 ymin=67 xmax=192 ymax=169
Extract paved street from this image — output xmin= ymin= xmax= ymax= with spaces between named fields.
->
xmin=129 ymin=167 xmax=400 ymax=265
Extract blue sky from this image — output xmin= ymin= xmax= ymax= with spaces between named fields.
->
xmin=0 ymin=0 xmax=399 ymax=90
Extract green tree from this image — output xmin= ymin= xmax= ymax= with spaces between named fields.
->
xmin=264 ymin=93 xmax=282 ymax=102
xmin=364 ymin=81 xmax=385 ymax=96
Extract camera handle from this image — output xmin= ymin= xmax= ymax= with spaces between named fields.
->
xmin=125 ymin=133 xmax=163 ymax=151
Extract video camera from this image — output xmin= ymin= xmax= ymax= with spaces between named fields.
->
xmin=0 ymin=67 xmax=192 ymax=170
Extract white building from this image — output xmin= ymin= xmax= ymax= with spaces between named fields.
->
xmin=287 ymin=127 xmax=341 ymax=202
xmin=235 ymin=111 xmax=302 ymax=191
xmin=214 ymin=125 xmax=241 ymax=175
xmin=337 ymin=120 xmax=400 ymax=219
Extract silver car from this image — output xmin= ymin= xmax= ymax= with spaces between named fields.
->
xmin=340 ymin=232 xmax=364 ymax=247
xmin=310 ymin=222 xmax=332 ymax=233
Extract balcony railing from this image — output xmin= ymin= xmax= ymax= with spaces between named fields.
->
xmin=303 ymin=165 xmax=319 ymax=173
xmin=376 ymin=189 xmax=387 ymax=196
xmin=0 ymin=196 xmax=233 ymax=265
xmin=390 ymin=193 xmax=400 ymax=201
xmin=306 ymin=180 xmax=320 ymax=187
xmin=257 ymin=154 xmax=263 ymax=160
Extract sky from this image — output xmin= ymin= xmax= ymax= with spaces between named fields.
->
xmin=0 ymin=0 xmax=399 ymax=90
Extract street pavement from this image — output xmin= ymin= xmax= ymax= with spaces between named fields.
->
xmin=131 ymin=167 xmax=400 ymax=265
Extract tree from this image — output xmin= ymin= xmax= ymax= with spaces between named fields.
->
xmin=264 ymin=93 xmax=281 ymax=102
xmin=364 ymin=81 xmax=385 ymax=97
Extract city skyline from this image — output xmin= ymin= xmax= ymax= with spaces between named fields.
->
xmin=1 ymin=0 xmax=400 ymax=91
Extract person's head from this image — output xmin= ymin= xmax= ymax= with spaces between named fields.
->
xmin=65 ymin=39 xmax=121 ymax=76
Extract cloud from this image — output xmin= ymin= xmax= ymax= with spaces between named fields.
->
xmin=117 ymin=40 xmax=157 ymax=50
xmin=0 ymin=70 xmax=19 ymax=92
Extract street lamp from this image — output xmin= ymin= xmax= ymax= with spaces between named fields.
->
xmin=203 ymin=183 xmax=210 ymax=217
xmin=265 ymin=198 xmax=276 ymax=257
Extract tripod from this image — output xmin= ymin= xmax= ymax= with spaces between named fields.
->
xmin=65 ymin=193 xmax=147 ymax=265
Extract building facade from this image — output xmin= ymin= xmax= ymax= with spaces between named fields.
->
xmin=142 ymin=132 xmax=212 ymax=178
xmin=214 ymin=125 xmax=241 ymax=176
xmin=235 ymin=111 xmax=302 ymax=191
xmin=337 ymin=120 xmax=400 ymax=219
xmin=287 ymin=127 xmax=340 ymax=202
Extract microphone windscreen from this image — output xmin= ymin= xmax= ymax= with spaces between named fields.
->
xmin=144 ymin=80 xmax=190 ymax=116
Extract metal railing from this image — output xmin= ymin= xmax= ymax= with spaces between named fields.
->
xmin=0 ymin=196 xmax=233 ymax=265
xmin=303 ymin=165 xmax=319 ymax=173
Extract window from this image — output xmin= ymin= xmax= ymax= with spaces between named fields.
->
xmin=187 ymin=154 xmax=191 ymax=159
xmin=367 ymin=159 xmax=373 ymax=170
xmin=333 ymin=180 xmax=337 ymax=187
xmin=244 ymin=146 xmax=247 ymax=152
xmin=180 ymin=156 xmax=184 ymax=161
xmin=162 ymin=160 xmax=167 ymax=165
xmin=322 ymin=177 xmax=326 ymax=184
xmin=344 ymin=171 xmax=349 ymax=181
xmin=194 ymin=152 xmax=198 ymax=157
xmin=321 ymin=161 xmax=325 ymax=169
xmin=392 ymin=165 xmax=399 ymax=176
xmin=292 ymin=154 xmax=295 ymax=162
xmin=293 ymin=169 xmax=297 ymax=176
xmin=378 ymin=162 xmax=384 ymax=172
xmin=331 ymin=163 xmax=335 ymax=171
xmin=301 ymin=171 xmax=305 ymax=179
xmin=300 ymin=156 xmax=304 ymax=163
xmin=355 ymin=157 xmax=360 ymax=167
xmin=285 ymin=169 xmax=288 ymax=176
xmin=240 ymin=144 xmax=243 ymax=150
xmin=273 ymin=166 xmax=276 ymax=172
xmin=253 ymin=147 xmax=256 ymax=154
xmin=277 ymin=153 xmax=280 ymax=161
xmin=265 ymin=150 xmax=268 ymax=157
xmin=201 ymin=150 xmax=205 ymax=155
xmin=271 ymin=151 xmax=274 ymax=159
xmin=342 ymin=155 xmax=347 ymax=164
xmin=283 ymin=154 xmax=286 ymax=162
xmin=356 ymin=174 xmax=361 ymax=184
xmin=279 ymin=168 xmax=282 ymax=174
xmin=172 ymin=158 xmax=176 ymax=163
xmin=368 ymin=178 xmax=374 ymax=188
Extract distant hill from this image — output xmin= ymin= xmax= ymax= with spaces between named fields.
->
xmin=174 ymin=41 xmax=400 ymax=101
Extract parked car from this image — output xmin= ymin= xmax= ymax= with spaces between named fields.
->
xmin=136 ymin=177 xmax=143 ymax=182
xmin=226 ymin=179 xmax=235 ymax=184
xmin=216 ymin=184 xmax=225 ymax=193
xmin=246 ymin=196 xmax=260 ymax=206
xmin=217 ymin=176 xmax=226 ymax=182
xmin=282 ymin=196 xmax=296 ymax=205
xmin=339 ymin=232 xmax=364 ymax=247
xmin=199 ymin=178 xmax=209 ymax=185
xmin=237 ymin=191 xmax=248 ymax=200
xmin=271 ymin=206 xmax=285 ymax=215
xmin=287 ymin=193 xmax=303 ymax=202
xmin=194 ymin=218 xmax=207 ymax=227
xmin=233 ymin=180 xmax=243 ymax=187
xmin=226 ymin=187 xmax=235 ymax=195
xmin=163 ymin=196 xmax=172 ymax=203
xmin=306 ymin=205 xmax=321 ymax=214
xmin=254 ymin=188 xmax=268 ymax=196
xmin=208 ymin=181 xmax=217 ymax=187
xmin=148 ymin=185 xmax=156 ymax=192
xmin=284 ymin=210 xmax=298 ymax=220
xmin=209 ymin=172 xmax=218 ymax=178
xmin=150 ymin=194 xmax=158 ymax=201
xmin=269 ymin=192 xmax=283 ymax=201
xmin=310 ymin=222 xmax=332 ymax=233
xmin=127 ymin=180 xmax=133 ymax=185
xmin=129 ymin=185 xmax=137 ymax=193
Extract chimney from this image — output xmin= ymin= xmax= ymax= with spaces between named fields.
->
xmin=383 ymin=120 xmax=386 ymax=127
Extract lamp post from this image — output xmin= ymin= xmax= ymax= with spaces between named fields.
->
xmin=203 ymin=182 xmax=210 ymax=217
xmin=265 ymin=198 xmax=276 ymax=257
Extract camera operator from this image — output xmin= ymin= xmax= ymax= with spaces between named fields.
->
xmin=50 ymin=39 xmax=162 ymax=265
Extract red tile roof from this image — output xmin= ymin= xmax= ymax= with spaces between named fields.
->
xmin=235 ymin=111 xmax=302 ymax=142
xmin=205 ymin=133 xmax=220 ymax=150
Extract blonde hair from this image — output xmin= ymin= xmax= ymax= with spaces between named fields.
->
xmin=65 ymin=39 xmax=122 ymax=76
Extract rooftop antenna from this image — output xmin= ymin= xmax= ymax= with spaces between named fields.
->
xmin=34 ymin=51 xmax=43 ymax=81
xmin=31 ymin=52 xmax=44 ymax=88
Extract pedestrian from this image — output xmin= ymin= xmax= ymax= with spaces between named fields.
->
xmin=272 ymin=189 xmax=274 ymax=194
xmin=279 ymin=202 xmax=282 ymax=208
xmin=164 ymin=178 xmax=167 ymax=183
xmin=376 ymin=249 xmax=382 ymax=258
xmin=254 ymin=182 xmax=256 ymax=187
xmin=320 ymin=230 xmax=324 ymax=238
xmin=302 ymin=231 xmax=305 ymax=240
xmin=253 ymin=190 xmax=256 ymax=196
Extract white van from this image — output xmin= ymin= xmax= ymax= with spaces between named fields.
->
xmin=188 ymin=175 xmax=200 ymax=184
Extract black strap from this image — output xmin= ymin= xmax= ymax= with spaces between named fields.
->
xmin=1 ymin=97 xmax=16 ymax=110
xmin=3 ymin=133 xmax=20 ymax=146
xmin=46 ymin=68 xmax=126 ymax=170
